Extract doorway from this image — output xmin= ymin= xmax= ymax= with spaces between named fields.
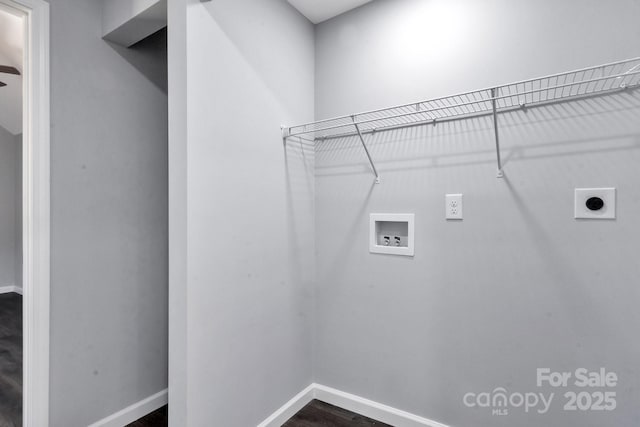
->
xmin=0 ymin=0 xmax=49 ymax=425
xmin=0 ymin=4 xmax=23 ymax=426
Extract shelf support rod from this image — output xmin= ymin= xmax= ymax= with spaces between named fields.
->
xmin=353 ymin=117 xmax=381 ymax=184
xmin=491 ymin=88 xmax=504 ymax=178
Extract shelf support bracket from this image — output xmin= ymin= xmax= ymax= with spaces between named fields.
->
xmin=491 ymin=88 xmax=504 ymax=178
xmin=353 ymin=117 xmax=381 ymax=184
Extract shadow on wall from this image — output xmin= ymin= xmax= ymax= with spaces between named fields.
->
xmin=105 ymin=28 xmax=168 ymax=94
xmin=315 ymin=88 xmax=640 ymax=179
xmin=284 ymin=137 xmax=315 ymax=288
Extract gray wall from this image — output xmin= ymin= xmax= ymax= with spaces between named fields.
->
xmin=48 ymin=0 xmax=168 ymax=425
xmin=168 ymin=0 xmax=315 ymax=425
xmin=0 ymin=125 xmax=20 ymax=290
xmin=314 ymin=1 xmax=640 ymax=426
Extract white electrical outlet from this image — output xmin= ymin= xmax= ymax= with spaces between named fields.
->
xmin=446 ymin=194 xmax=463 ymax=220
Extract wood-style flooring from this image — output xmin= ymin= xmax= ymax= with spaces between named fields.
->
xmin=0 ymin=293 xmax=22 ymax=427
xmin=283 ymin=400 xmax=392 ymax=427
xmin=126 ymin=405 xmax=167 ymax=426
xmin=128 ymin=400 xmax=390 ymax=427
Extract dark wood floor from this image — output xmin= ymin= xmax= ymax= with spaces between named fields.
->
xmin=284 ymin=400 xmax=392 ymax=427
xmin=127 ymin=400 xmax=390 ymax=426
xmin=0 ymin=293 xmax=22 ymax=427
xmin=126 ymin=405 xmax=167 ymax=426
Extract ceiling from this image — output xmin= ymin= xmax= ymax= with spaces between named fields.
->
xmin=287 ymin=0 xmax=373 ymax=24
xmin=0 ymin=7 xmax=24 ymax=136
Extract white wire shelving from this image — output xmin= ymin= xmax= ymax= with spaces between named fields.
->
xmin=282 ymin=57 xmax=640 ymax=183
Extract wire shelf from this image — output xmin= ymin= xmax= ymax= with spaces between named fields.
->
xmin=284 ymin=57 xmax=640 ymax=141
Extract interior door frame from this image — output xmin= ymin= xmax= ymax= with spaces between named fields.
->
xmin=0 ymin=0 xmax=50 ymax=425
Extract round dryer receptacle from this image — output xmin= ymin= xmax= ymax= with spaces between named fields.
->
xmin=586 ymin=196 xmax=605 ymax=211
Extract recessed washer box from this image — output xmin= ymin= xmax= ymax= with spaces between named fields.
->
xmin=369 ymin=213 xmax=414 ymax=256
xmin=574 ymin=188 xmax=616 ymax=219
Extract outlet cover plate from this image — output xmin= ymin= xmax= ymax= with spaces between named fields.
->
xmin=574 ymin=188 xmax=616 ymax=219
xmin=446 ymin=194 xmax=463 ymax=220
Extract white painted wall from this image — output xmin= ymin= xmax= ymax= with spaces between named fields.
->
xmin=47 ymin=0 xmax=168 ymax=425
xmin=0 ymin=125 xmax=20 ymax=291
xmin=314 ymin=1 xmax=640 ymax=426
xmin=168 ymin=0 xmax=315 ymax=425
xmin=167 ymin=0 xmax=187 ymax=425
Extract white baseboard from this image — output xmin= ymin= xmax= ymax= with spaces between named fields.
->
xmin=256 ymin=384 xmax=316 ymax=427
xmin=258 ymin=383 xmax=449 ymax=427
xmin=0 ymin=285 xmax=22 ymax=295
xmin=87 ymin=389 xmax=167 ymax=427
